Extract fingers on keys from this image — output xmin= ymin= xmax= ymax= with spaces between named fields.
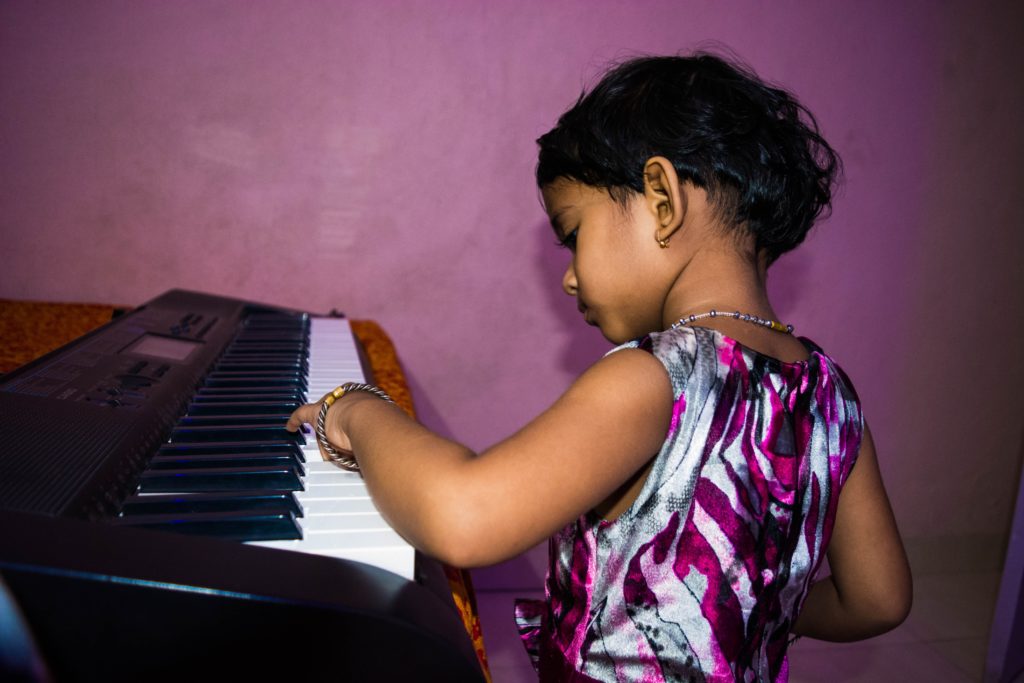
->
xmin=285 ymin=403 xmax=317 ymax=432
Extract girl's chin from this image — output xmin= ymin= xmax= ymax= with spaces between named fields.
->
xmin=596 ymin=324 xmax=631 ymax=345
xmin=585 ymin=312 xmax=642 ymax=344
xmin=595 ymin=319 xmax=661 ymax=345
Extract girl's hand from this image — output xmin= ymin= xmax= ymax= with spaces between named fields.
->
xmin=285 ymin=396 xmax=354 ymax=462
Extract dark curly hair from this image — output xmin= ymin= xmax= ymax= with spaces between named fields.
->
xmin=536 ymin=53 xmax=841 ymax=264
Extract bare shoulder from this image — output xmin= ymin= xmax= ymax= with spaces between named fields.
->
xmin=522 ymin=346 xmax=674 ymax=470
xmin=569 ymin=346 xmax=673 ymax=402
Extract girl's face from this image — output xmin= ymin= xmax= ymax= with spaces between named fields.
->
xmin=542 ymin=179 xmax=673 ymax=344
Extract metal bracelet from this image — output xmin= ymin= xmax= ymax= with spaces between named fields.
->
xmin=315 ymin=382 xmax=395 ymax=472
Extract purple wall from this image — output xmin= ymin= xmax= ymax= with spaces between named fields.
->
xmin=2 ymin=1 xmax=1022 ymax=589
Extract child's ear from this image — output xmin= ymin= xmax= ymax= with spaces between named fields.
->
xmin=643 ymin=157 xmax=686 ymax=247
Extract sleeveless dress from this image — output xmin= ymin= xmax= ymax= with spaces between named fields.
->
xmin=514 ymin=326 xmax=863 ymax=682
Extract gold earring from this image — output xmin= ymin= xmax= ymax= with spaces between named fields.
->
xmin=657 ymin=236 xmax=670 ymax=249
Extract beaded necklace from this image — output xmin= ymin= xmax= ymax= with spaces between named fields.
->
xmin=670 ymin=310 xmax=794 ymax=334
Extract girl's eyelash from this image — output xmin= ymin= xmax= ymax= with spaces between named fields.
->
xmin=556 ymin=229 xmax=578 ymax=250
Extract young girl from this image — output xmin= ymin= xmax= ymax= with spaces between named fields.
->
xmin=287 ymin=53 xmax=912 ymax=682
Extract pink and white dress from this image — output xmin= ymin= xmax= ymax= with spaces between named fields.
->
xmin=515 ymin=325 xmax=863 ymax=682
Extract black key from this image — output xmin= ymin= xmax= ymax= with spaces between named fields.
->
xmin=206 ymin=370 xmax=305 ymax=380
xmin=234 ymin=321 xmax=296 ymax=329
xmin=217 ymin=353 xmax=307 ymax=362
xmin=186 ymin=401 xmax=301 ymax=416
xmin=148 ymin=453 xmax=304 ymax=474
xmin=193 ymin=390 xmax=306 ymax=402
xmin=229 ymin=339 xmax=306 ymax=348
xmin=194 ymin=385 xmax=306 ymax=395
xmin=169 ymin=425 xmax=305 ymax=444
xmin=120 ymin=491 xmax=303 ymax=517
xmin=243 ymin=315 xmax=307 ymax=326
xmin=136 ymin=465 xmax=303 ymax=492
xmin=203 ymin=376 xmax=306 ymax=389
xmin=157 ymin=441 xmax=304 ymax=460
xmin=177 ymin=414 xmax=294 ymax=426
xmin=224 ymin=343 xmax=306 ymax=354
xmin=211 ymin=361 xmax=307 ymax=372
xmin=111 ymin=509 xmax=302 ymax=541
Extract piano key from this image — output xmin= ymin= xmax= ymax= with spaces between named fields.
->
xmin=136 ymin=465 xmax=304 ymax=492
xmin=251 ymin=526 xmax=407 ymax=550
xmin=222 ymin=344 xmax=307 ymax=353
xmin=298 ymin=512 xmax=393 ymax=532
xmin=185 ymin=401 xmax=301 ymax=416
xmin=193 ymin=385 xmax=310 ymax=396
xmin=210 ymin=362 xmax=308 ymax=372
xmin=120 ymin=491 xmax=304 ymax=517
xmin=169 ymin=424 xmax=306 ymax=444
xmin=301 ymin=460 xmax=370 ymax=479
xmin=230 ymin=329 xmax=306 ymax=337
xmin=227 ymin=342 xmax=307 ymax=350
xmin=177 ymin=414 xmax=294 ymax=427
xmin=216 ymin=355 xmax=306 ymax=365
xmin=158 ymin=441 xmax=305 ymax=460
xmin=297 ymin=496 xmax=378 ymax=516
xmin=203 ymin=376 xmax=307 ymax=389
xmin=205 ymin=370 xmax=306 ymax=381
xmin=112 ymin=509 xmax=303 ymax=541
xmin=192 ymin=390 xmax=306 ymax=403
xmin=178 ymin=414 xmax=296 ymax=427
xmin=148 ymin=452 xmax=304 ymax=473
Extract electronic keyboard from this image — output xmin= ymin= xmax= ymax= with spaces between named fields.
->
xmin=0 ymin=289 xmax=482 ymax=682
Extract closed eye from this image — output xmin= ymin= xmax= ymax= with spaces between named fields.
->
xmin=555 ymin=228 xmax=578 ymax=251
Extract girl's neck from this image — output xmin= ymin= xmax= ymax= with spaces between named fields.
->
xmin=661 ymin=244 xmax=778 ymax=330
xmin=660 ymin=243 xmax=810 ymax=363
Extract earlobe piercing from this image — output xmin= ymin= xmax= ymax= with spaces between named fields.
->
xmin=658 ymin=237 xmax=670 ymax=249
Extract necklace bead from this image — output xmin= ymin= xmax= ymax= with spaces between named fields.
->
xmin=670 ymin=309 xmax=794 ymax=334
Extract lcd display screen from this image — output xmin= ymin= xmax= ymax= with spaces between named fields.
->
xmin=124 ymin=334 xmax=200 ymax=361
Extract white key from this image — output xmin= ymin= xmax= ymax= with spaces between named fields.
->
xmin=253 ymin=531 xmax=415 ymax=579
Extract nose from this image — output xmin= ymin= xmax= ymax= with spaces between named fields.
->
xmin=562 ymin=261 xmax=578 ymax=296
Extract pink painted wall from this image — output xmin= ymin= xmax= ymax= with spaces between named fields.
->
xmin=2 ymin=1 xmax=1021 ymax=588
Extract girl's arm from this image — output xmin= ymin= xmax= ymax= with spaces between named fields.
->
xmin=792 ymin=425 xmax=913 ymax=640
xmin=287 ymin=348 xmax=674 ymax=568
